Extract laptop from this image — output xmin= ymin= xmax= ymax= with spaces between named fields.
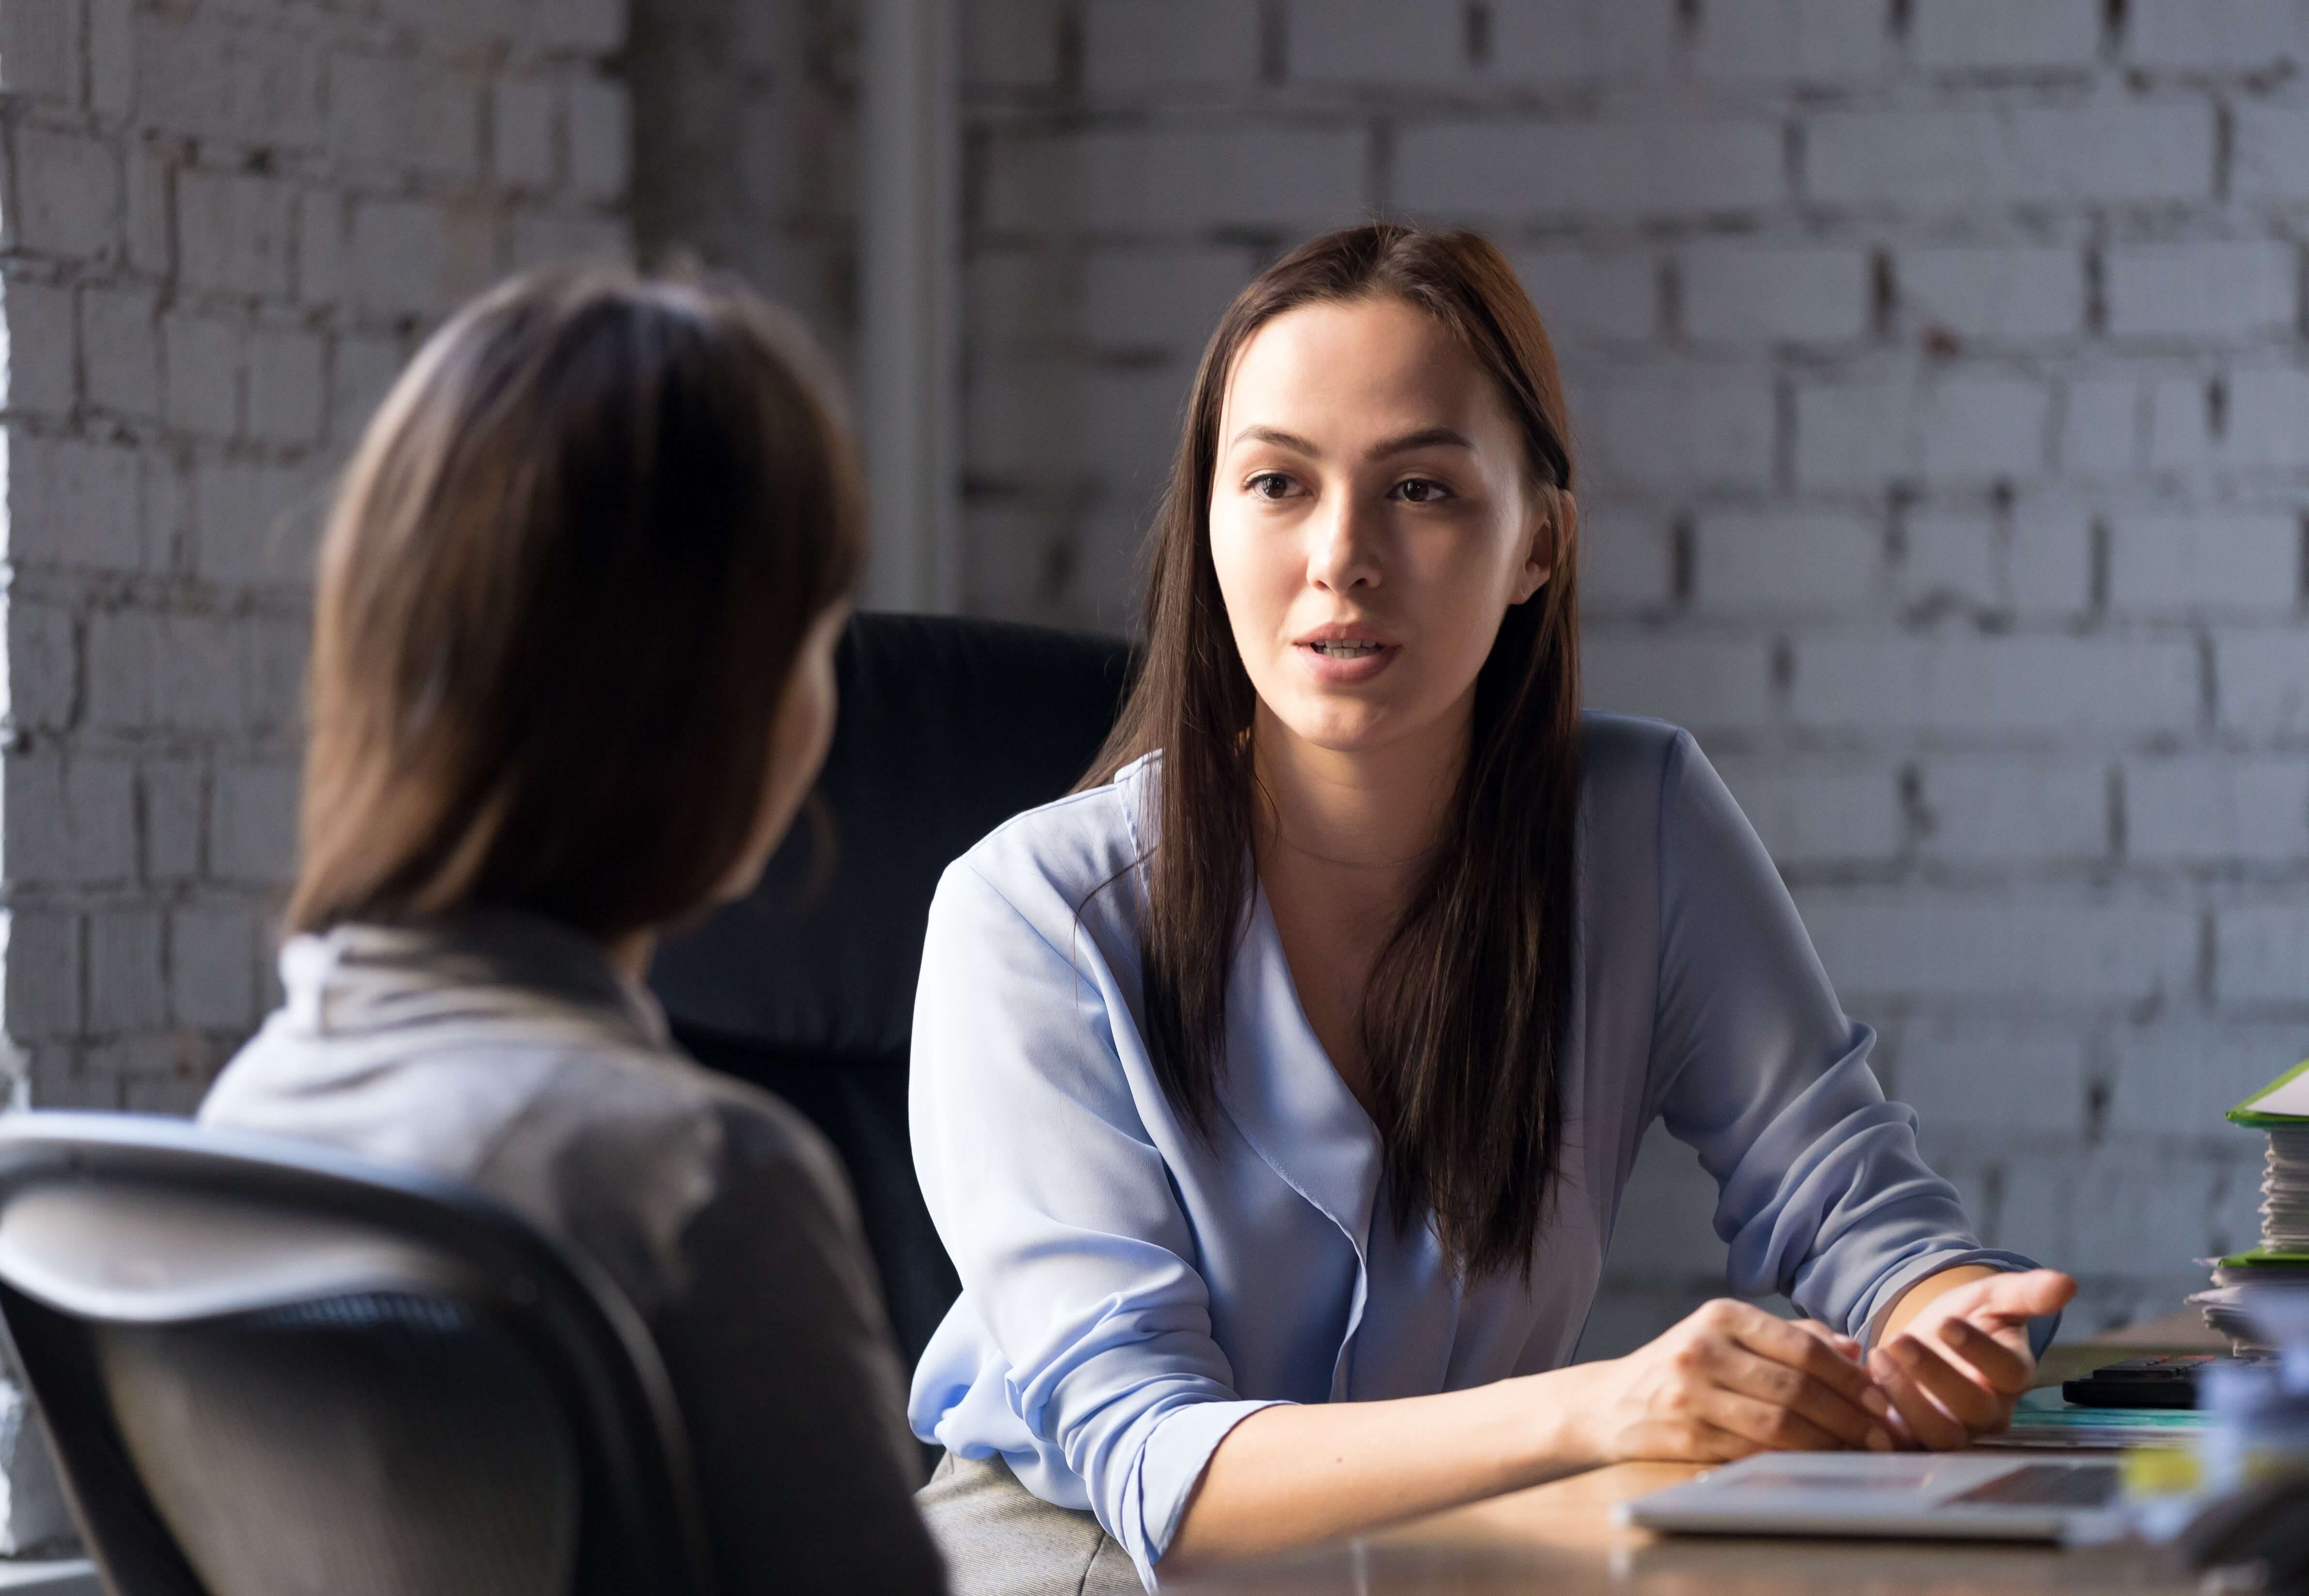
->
xmin=1616 ymin=1453 xmax=2126 ymax=1544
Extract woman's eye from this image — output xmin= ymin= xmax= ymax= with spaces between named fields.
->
xmin=1248 ymin=473 xmax=1298 ymax=500
xmin=1391 ymin=478 xmax=1453 ymax=504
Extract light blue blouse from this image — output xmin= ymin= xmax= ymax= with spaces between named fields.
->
xmin=907 ymin=714 xmax=2047 ymax=1586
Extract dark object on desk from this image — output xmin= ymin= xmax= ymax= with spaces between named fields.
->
xmin=2178 ymin=1474 xmax=2309 ymax=1594
xmin=0 ymin=1112 xmax=714 ymax=1596
xmin=651 ymin=612 xmax=1136 ymax=1370
xmin=2063 ymin=1354 xmax=2229 ymax=1410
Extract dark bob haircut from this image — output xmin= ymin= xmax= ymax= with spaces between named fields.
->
xmin=286 ymin=266 xmax=864 ymax=941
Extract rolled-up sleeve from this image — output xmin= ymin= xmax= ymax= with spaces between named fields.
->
xmin=909 ymin=856 xmax=1283 ymax=1583
xmin=1646 ymin=731 xmax=2058 ymax=1355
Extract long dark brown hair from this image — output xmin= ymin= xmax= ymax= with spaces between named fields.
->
xmin=288 ymin=267 xmax=864 ymax=941
xmin=1083 ymin=223 xmax=1582 ymax=1282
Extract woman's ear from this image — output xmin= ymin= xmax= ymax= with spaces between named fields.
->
xmin=1510 ymin=489 xmax=1575 ymax=605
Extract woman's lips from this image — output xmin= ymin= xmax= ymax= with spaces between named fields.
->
xmin=1296 ymin=639 xmax=1398 ymax=683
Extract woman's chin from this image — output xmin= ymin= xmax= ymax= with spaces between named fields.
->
xmin=1269 ymin=701 xmax=1416 ymax=758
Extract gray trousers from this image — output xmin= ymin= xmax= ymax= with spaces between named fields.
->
xmin=916 ymin=1453 xmax=1144 ymax=1596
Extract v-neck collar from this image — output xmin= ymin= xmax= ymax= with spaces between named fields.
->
xmin=1216 ymin=880 xmax=1386 ymax=1395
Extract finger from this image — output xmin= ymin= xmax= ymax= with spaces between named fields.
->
xmin=1880 ymin=1335 xmax=2001 ymax=1438
xmin=1686 ymin=1417 xmax=1770 ymax=1464
xmin=1701 ymin=1386 xmax=1852 ymax=1454
xmin=1711 ymin=1344 xmax=1893 ymax=1452
xmin=1935 ymin=1316 xmax=2033 ymax=1394
xmin=1895 ymin=1335 xmax=2005 ymax=1431
xmin=1870 ymin=1343 xmax=1969 ymax=1451
xmin=1735 ymin=1311 xmax=1883 ymax=1411
xmin=1791 ymin=1318 xmax=1864 ymax=1364
xmin=1965 ymin=1269 xmax=2077 ymax=1328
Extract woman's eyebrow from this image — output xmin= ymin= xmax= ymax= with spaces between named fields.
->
xmin=1366 ymin=426 xmax=1472 ymax=460
xmin=1231 ymin=424 xmax=1321 ymax=455
xmin=1228 ymin=424 xmax=1474 ymax=459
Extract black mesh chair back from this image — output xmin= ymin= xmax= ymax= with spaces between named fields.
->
xmin=650 ymin=613 xmax=1134 ymax=1366
xmin=0 ymin=1113 xmax=714 ymax=1596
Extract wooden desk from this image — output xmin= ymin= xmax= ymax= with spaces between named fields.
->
xmin=1171 ymin=1460 xmax=2198 ymax=1593
xmin=1176 ymin=1315 xmax=2221 ymax=1594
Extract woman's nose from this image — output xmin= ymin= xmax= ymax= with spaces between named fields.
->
xmin=1307 ymin=494 xmax=1382 ymax=593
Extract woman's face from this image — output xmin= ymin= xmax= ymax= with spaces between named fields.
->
xmin=715 ymin=601 xmax=849 ymax=901
xmin=1208 ymin=295 xmax=1561 ymax=762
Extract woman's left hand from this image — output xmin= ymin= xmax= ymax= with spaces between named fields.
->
xmin=1866 ymin=1268 xmax=2077 ymax=1449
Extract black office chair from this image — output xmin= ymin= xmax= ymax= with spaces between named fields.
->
xmin=650 ymin=612 xmax=1135 ymax=1368
xmin=0 ymin=1112 xmax=715 ymax=1596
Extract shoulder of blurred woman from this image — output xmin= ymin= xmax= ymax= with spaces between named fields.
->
xmin=199 ymin=922 xmax=865 ymax=1324
xmin=468 ymin=1040 xmax=867 ymax=1307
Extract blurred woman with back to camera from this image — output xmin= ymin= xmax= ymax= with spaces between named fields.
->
xmin=200 ymin=268 xmax=944 ymax=1596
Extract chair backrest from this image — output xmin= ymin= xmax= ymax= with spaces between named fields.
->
xmin=650 ymin=612 xmax=1134 ymax=1366
xmin=0 ymin=1113 xmax=715 ymax=1596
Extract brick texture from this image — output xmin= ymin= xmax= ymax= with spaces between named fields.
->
xmin=625 ymin=0 xmax=864 ymax=367
xmin=0 ymin=3 xmax=633 ymax=1112
xmin=0 ymin=0 xmax=636 ymax=1544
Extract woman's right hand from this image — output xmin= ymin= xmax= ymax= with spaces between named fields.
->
xmin=1562 ymin=1299 xmax=1896 ymax=1463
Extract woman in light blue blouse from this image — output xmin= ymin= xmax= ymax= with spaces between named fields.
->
xmin=907 ymin=224 xmax=2076 ymax=1593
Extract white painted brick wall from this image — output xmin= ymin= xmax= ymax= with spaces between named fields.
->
xmin=1084 ymin=0 xmax=1259 ymax=94
xmin=1897 ymin=1027 xmax=2087 ymax=1137
xmin=1922 ymin=759 xmax=2111 ymax=864
xmin=2130 ymin=0 xmax=2309 ymax=71
xmin=2061 ymin=378 xmax=2142 ymax=476
xmin=2219 ymin=909 xmax=2309 ymax=1004
xmin=1577 ymin=509 xmax=1672 ymax=608
xmin=2219 ymin=633 xmax=2309 ymax=734
xmin=1288 ymin=0 xmax=1464 ymax=84
xmin=1583 ymin=635 xmax=1776 ymax=733
xmin=1680 ymin=245 xmax=1871 ymax=344
xmin=1512 ymin=250 xmax=1658 ymax=342
xmin=1486 ymin=0 xmax=1676 ymax=81
xmin=1801 ymin=899 xmax=2200 ymax=1003
xmin=1399 ymin=118 xmax=1786 ymax=221
xmin=1713 ymin=759 xmax=1903 ymax=865
xmin=494 ymin=76 xmax=558 ymax=191
xmin=1594 ymin=364 xmax=1776 ymax=492
xmin=1794 ymin=372 xmax=2052 ymax=489
xmin=566 ymin=75 xmax=633 ymax=204
xmin=1899 ymin=510 xmax=1996 ymax=605
xmin=1694 ymin=510 xmax=1877 ymax=612
xmin=1909 ymin=0 xmax=2103 ymax=72
xmin=988 ymin=126 xmax=1369 ymax=233
xmin=2129 ymin=757 xmax=2309 ymax=863
xmin=2232 ymin=105 xmax=2309 ymax=200
xmin=1083 ymin=249 xmax=1256 ymax=356
xmin=0 ymin=0 xmax=635 ymax=1117
xmin=1690 ymin=0 xmax=1885 ymax=82
xmin=1898 ymin=246 xmax=2085 ymax=341
xmin=1806 ymin=104 xmax=2216 ymax=208
xmin=2105 ymin=242 xmax=2300 ymax=341
xmin=2110 ymin=512 xmax=2301 ymax=612
xmin=952 ymin=0 xmax=2309 ymax=1345
xmin=0 ymin=0 xmax=635 ymax=1537
xmin=1792 ymin=635 xmax=2201 ymax=735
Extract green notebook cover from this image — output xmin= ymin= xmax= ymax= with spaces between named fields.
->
xmin=2218 ymin=1250 xmax=2309 ymax=1268
xmin=2228 ymin=1058 xmax=2309 ymax=1128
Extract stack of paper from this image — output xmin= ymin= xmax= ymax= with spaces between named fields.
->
xmin=2253 ymin=1129 xmax=2309 ymax=1256
xmin=2190 ymin=1062 xmax=2309 ymax=1347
